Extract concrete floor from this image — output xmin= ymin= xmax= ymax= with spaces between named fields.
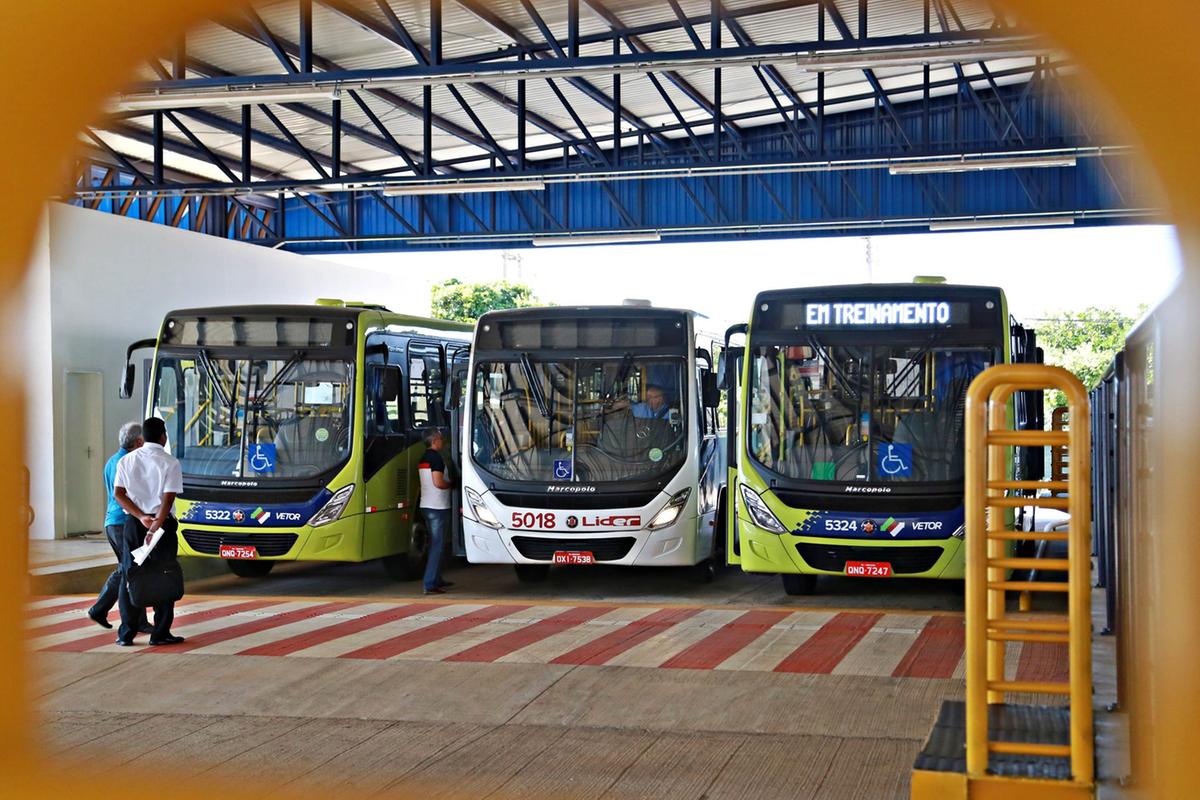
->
xmin=28 ymin=564 xmax=1073 ymax=799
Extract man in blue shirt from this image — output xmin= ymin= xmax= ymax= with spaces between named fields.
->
xmin=88 ymin=422 xmax=150 ymax=631
xmin=631 ymin=384 xmax=671 ymax=420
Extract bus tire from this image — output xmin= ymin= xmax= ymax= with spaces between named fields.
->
xmin=514 ymin=564 xmax=550 ymax=583
xmin=226 ymin=559 xmax=275 ymax=578
xmin=781 ymin=573 xmax=817 ymax=596
xmin=689 ymin=559 xmax=717 ymax=583
xmin=381 ymin=520 xmax=430 ymax=581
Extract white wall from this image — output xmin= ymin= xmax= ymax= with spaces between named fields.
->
xmin=24 ymin=202 xmax=422 ymax=539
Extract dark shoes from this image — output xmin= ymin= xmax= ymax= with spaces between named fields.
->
xmin=423 ymin=587 xmax=447 ymax=595
xmin=88 ymin=607 xmax=113 ymax=630
xmin=114 ymin=639 xmax=133 ymax=647
xmin=148 ymin=635 xmax=185 ymax=646
xmin=437 ymin=581 xmax=455 ymax=588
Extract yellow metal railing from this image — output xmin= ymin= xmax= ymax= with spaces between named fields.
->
xmin=964 ymin=364 xmax=1093 ymax=785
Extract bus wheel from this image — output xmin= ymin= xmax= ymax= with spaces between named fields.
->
xmin=226 ymin=560 xmax=274 ymax=578
xmin=689 ymin=559 xmax=717 ymax=583
xmin=514 ymin=564 xmax=550 ymax=583
xmin=381 ymin=521 xmax=429 ymax=582
xmin=781 ymin=573 xmax=817 ymax=596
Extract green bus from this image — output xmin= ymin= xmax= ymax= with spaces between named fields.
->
xmin=120 ymin=300 xmax=470 ymax=579
xmin=723 ymin=282 xmax=1041 ymax=594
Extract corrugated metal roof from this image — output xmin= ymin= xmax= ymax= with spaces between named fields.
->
xmin=91 ymin=0 xmax=1041 ymax=183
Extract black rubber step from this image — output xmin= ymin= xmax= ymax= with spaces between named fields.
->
xmin=914 ymin=700 xmax=1074 ymax=780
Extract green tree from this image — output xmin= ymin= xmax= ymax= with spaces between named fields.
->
xmin=430 ymin=278 xmax=539 ymax=323
xmin=1038 ymin=305 xmax=1144 ymax=407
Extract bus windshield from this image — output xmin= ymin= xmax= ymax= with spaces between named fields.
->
xmin=747 ymin=338 xmax=992 ymax=484
xmin=152 ymin=352 xmax=353 ymax=480
xmin=472 ymin=356 xmax=687 ymax=484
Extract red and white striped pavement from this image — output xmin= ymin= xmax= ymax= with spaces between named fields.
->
xmin=26 ymin=595 xmax=1069 ymax=682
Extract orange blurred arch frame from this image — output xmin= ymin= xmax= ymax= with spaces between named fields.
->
xmin=1 ymin=1 xmax=1197 ymax=796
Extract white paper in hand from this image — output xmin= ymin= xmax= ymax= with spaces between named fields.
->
xmin=131 ymin=528 xmax=165 ymax=566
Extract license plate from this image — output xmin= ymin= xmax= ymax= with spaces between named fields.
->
xmin=552 ymin=551 xmax=595 ymax=565
xmin=845 ymin=560 xmax=892 ymax=577
xmin=219 ymin=544 xmax=258 ymax=560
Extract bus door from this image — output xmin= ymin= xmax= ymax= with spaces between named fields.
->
xmin=407 ymin=340 xmax=458 ymax=562
xmin=362 ymin=337 xmax=407 ymax=559
xmin=696 ymin=347 xmax=724 ymax=559
xmin=720 ymin=324 xmax=747 ymax=565
xmin=445 ymin=343 xmax=470 ymax=556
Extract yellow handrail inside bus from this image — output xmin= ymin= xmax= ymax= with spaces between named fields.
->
xmin=963 ymin=364 xmax=1093 ymax=788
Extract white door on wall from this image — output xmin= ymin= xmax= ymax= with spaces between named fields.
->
xmin=64 ymin=371 xmax=104 ymax=536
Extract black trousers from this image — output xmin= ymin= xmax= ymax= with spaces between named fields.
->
xmin=93 ymin=524 xmax=124 ymax=615
xmin=117 ymin=516 xmax=178 ymax=643
xmin=93 ymin=524 xmax=149 ymax=630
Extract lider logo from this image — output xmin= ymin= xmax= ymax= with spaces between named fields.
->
xmin=251 ymin=507 xmax=271 ymax=525
xmin=882 ymin=517 xmax=906 ymax=537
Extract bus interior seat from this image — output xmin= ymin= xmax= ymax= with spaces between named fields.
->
xmin=274 ymin=413 xmax=343 ymax=475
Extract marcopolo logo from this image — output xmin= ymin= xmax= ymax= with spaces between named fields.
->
xmin=220 ymin=479 xmax=260 ymax=487
xmin=546 ymin=485 xmax=597 ymax=494
xmin=843 ymin=485 xmax=892 ymax=494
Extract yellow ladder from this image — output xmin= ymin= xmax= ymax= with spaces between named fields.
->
xmin=912 ymin=364 xmax=1093 ymax=799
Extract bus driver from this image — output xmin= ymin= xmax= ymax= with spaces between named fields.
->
xmin=632 ymin=384 xmax=670 ymax=420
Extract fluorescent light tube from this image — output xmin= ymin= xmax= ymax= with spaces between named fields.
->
xmin=111 ymin=86 xmax=342 ymax=112
xmin=531 ymin=232 xmax=662 ymax=247
xmin=890 ymin=155 xmax=1077 ymax=175
xmin=382 ymin=180 xmax=545 ymax=196
xmin=929 ymin=215 xmax=1076 ymax=231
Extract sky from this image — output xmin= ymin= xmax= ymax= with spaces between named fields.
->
xmin=322 ymin=224 xmax=1181 ymax=331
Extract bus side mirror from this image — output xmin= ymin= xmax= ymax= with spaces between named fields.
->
xmin=119 ymin=363 xmax=136 ymax=399
xmin=701 ymin=372 xmax=719 ymax=408
xmin=444 ymin=377 xmax=463 ymax=411
xmin=717 ymin=351 xmax=742 ymax=390
xmin=381 ymin=368 xmax=401 ymax=402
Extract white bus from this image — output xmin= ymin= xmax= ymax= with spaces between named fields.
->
xmin=460 ymin=305 xmax=726 ymax=582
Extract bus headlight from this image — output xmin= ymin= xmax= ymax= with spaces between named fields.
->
xmin=310 ymin=484 xmax=354 ymax=527
xmin=739 ymin=484 xmax=786 ymax=534
xmin=465 ymin=487 xmax=502 ymax=529
xmin=648 ymin=488 xmax=691 ymax=530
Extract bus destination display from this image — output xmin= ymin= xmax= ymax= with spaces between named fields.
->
xmin=758 ymin=300 xmax=972 ymax=330
xmin=805 ymin=301 xmax=967 ymax=327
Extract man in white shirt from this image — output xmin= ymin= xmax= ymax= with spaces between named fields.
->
xmin=417 ymin=428 xmax=454 ymax=595
xmin=113 ymin=416 xmax=185 ymax=646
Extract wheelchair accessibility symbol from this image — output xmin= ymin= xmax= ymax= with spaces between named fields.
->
xmin=553 ymin=459 xmax=572 ymax=480
xmin=250 ymin=443 xmax=277 ymax=474
xmin=878 ymin=443 xmax=912 ymax=478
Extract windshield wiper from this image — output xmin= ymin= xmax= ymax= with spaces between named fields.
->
xmin=605 ymin=352 xmax=635 ymax=402
xmin=519 ymin=352 xmax=551 ymax=420
xmin=250 ymin=350 xmax=306 ymax=410
xmin=197 ymin=349 xmax=234 ymax=410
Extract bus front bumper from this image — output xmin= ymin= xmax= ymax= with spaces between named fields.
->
xmin=175 ymin=514 xmax=365 ymax=562
xmin=739 ymin=525 xmax=966 ymax=579
xmin=463 ymin=516 xmax=706 ymax=567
